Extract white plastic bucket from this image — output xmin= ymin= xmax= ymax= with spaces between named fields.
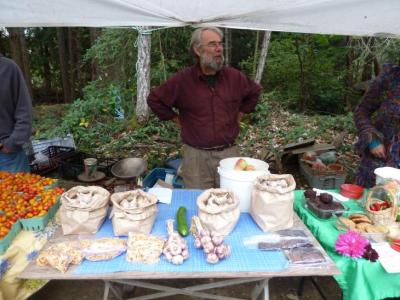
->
xmin=218 ymin=157 xmax=269 ymax=212
xmin=374 ymin=167 xmax=400 ymax=185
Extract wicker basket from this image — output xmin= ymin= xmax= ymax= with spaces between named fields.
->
xmin=365 ymin=185 xmax=398 ymax=226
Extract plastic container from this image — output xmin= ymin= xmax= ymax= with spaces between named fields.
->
xmin=19 ymin=198 xmax=60 ymax=231
xmin=173 ymin=175 xmax=184 ymax=189
xmin=374 ymin=167 xmax=400 ymax=185
xmin=219 ymin=157 xmax=269 ymax=175
xmin=218 ymin=157 xmax=269 ymax=212
xmin=142 ymin=168 xmax=184 ymax=189
xmin=340 ymin=184 xmax=364 ymax=199
xmin=0 ymin=221 xmax=22 ymax=254
xmin=299 ymin=160 xmax=346 ymax=189
xmin=165 ymin=157 xmax=182 ymax=170
xmin=30 ymin=146 xmax=75 ymax=175
xmin=305 ymin=198 xmax=346 ymax=219
xmin=335 ymin=214 xmax=389 ymax=243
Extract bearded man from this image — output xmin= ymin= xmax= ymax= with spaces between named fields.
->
xmin=147 ymin=27 xmax=261 ymax=189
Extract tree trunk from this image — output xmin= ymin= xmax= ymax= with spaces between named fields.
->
xmin=255 ymin=31 xmax=272 ymax=84
xmin=224 ymin=28 xmax=231 ymax=65
xmin=67 ymin=28 xmax=76 ymax=101
xmin=41 ymin=44 xmax=52 ymax=92
xmin=373 ymin=57 xmax=381 ymax=76
xmin=8 ymin=28 xmax=23 ymax=67
xmin=294 ymin=37 xmax=307 ymax=112
xmin=344 ymin=37 xmax=353 ymax=112
xmin=74 ymin=29 xmax=84 ymax=94
xmin=158 ymin=31 xmax=167 ymax=83
xmin=252 ymin=31 xmax=260 ymax=77
xmin=89 ymin=28 xmax=101 ymax=80
xmin=57 ymin=27 xmax=72 ymax=103
xmin=135 ymin=27 xmax=152 ymax=124
xmin=7 ymin=27 xmax=33 ymax=97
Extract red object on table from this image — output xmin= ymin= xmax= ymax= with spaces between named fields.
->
xmin=390 ymin=241 xmax=400 ymax=252
xmin=340 ymin=184 xmax=364 ymax=199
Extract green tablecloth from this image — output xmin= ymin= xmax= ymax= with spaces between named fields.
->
xmin=294 ymin=190 xmax=400 ymax=300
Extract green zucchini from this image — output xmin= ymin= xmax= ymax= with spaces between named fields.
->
xmin=176 ymin=206 xmax=189 ymax=236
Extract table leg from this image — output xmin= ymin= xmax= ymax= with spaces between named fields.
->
xmin=297 ymin=277 xmax=306 ymax=297
xmin=251 ymin=278 xmax=269 ymax=300
xmin=103 ymin=280 xmax=124 ymax=300
xmin=103 ymin=281 xmax=110 ymax=300
xmin=297 ymin=276 xmax=329 ymax=300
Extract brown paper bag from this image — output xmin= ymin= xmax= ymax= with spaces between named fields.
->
xmin=60 ymin=186 xmax=110 ymax=235
xmin=197 ymin=188 xmax=240 ymax=236
xmin=110 ymin=190 xmax=158 ymax=236
xmin=250 ymin=174 xmax=296 ymax=232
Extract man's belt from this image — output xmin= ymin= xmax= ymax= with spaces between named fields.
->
xmin=192 ymin=143 xmax=235 ymax=152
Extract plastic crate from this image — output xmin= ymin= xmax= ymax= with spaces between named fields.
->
xmin=19 ymin=198 xmax=60 ymax=231
xmin=30 ymin=146 xmax=75 ymax=175
xmin=299 ymin=160 xmax=346 ymax=189
xmin=173 ymin=175 xmax=184 ymax=189
xmin=165 ymin=157 xmax=182 ymax=170
xmin=58 ymin=151 xmax=119 ymax=180
xmin=0 ymin=221 xmax=22 ymax=254
xmin=25 ymin=136 xmax=75 ymax=159
xmin=43 ymin=180 xmax=59 ymax=190
xmin=143 ymin=168 xmax=184 ymax=189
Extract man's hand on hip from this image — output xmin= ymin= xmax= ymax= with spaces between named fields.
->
xmin=173 ymin=116 xmax=181 ymax=128
xmin=0 ymin=144 xmax=12 ymax=154
xmin=370 ymin=144 xmax=386 ymax=160
xmin=237 ymin=112 xmax=244 ymax=127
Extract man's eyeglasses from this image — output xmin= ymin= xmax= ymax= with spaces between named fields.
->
xmin=205 ymin=41 xmax=224 ymax=48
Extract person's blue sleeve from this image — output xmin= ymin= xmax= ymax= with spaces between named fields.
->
xmin=368 ymin=139 xmax=382 ymax=150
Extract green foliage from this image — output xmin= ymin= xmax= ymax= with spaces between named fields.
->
xmin=149 ymin=28 xmax=193 ymax=86
xmin=32 ymin=104 xmax=68 ymax=138
xmin=46 ymin=81 xmax=132 ymax=151
xmin=263 ymin=33 xmax=352 ymax=113
xmin=85 ymin=28 xmax=138 ymax=87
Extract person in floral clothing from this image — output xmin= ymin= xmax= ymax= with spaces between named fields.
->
xmin=354 ymin=63 xmax=400 ymax=187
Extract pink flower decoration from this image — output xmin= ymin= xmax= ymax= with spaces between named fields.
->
xmin=335 ymin=231 xmax=369 ymax=258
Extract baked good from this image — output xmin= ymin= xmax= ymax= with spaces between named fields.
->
xmin=355 ymin=222 xmax=370 ymax=232
xmin=348 ymin=214 xmax=372 ymax=224
xmin=338 ymin=217 xmax=356 ymax=229
xmin=80 ymin=238 xmax=127 ymax=261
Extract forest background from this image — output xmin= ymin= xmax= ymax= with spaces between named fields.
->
xmin=1 ymin=27 xmax=400 ymax=180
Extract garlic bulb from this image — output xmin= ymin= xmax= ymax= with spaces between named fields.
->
xmin=163 ymin=219 xmax=189 ymax=265
xmin=191 ymin=216 xmax=231 ymax=264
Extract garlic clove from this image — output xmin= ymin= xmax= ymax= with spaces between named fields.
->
xmin=203 ymin=242 xmax=215 ymax=254
xmin=194 ymin=238 xmax=202 ymax=249
xmin=212 ymin=236 xmax=224 ymax=246
xmin=169 ymin=244 xmax=182 ymax=256
xmin=171 ymin=254 xmax=184 ymax=265
xmin=181 ymin=249 xmax=189 ymax=259
xmin=206 ymin=253 xmax=219 ymax=264
xmin=200 ymin=235 xmax=212 ymax=245
xmin=164 ymin=252 xmax=173 ymax=261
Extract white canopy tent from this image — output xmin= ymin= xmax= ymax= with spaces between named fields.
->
xmin=2 ymin=0 xmax=399 ymax=121
xmin=1 ymin=0 xmax=400 ymax=37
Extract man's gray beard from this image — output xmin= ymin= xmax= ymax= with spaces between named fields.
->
xmin=200 ymin=53 xmax=224 ymax=72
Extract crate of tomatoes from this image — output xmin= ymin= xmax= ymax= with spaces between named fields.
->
xmin=0 ymin=171 xmax=64 ymax=252
xmin=0 ymin=221 xmax=21 ymax=254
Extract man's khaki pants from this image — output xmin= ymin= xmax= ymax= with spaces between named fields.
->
xmin=181 ymin=144 xmax=240 ymax=189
